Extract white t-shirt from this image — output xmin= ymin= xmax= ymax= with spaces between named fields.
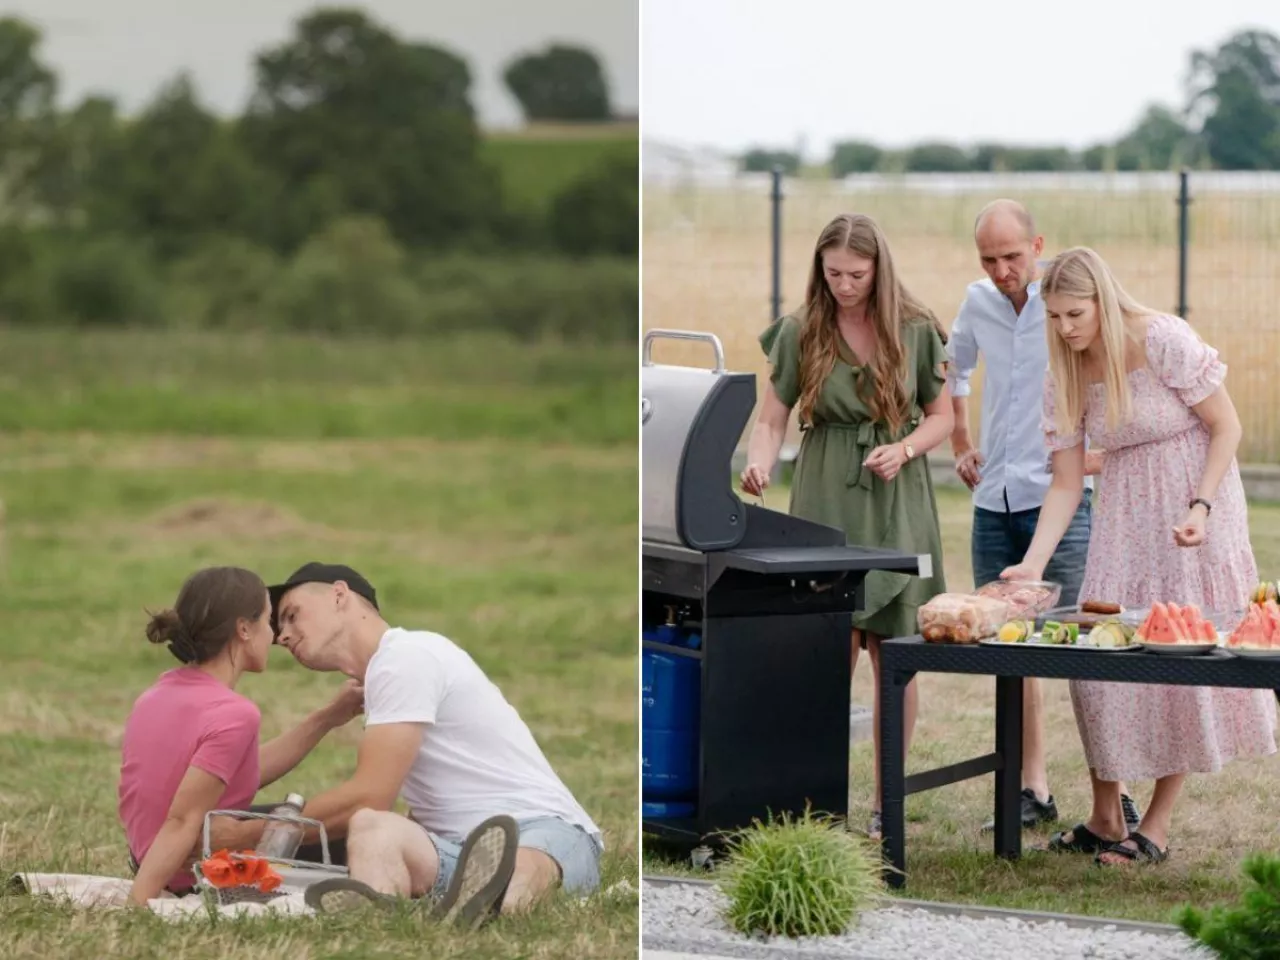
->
xmin=363 ymin=627 xmax=602 ymax=845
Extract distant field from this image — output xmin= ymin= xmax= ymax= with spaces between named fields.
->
xmin=485 ymin=123 xmax=638 ymax=214
xmin=0 ymin=326 xmax=635 ymax=446
xmin=642 ymin=176 xmax=1280 ymax=462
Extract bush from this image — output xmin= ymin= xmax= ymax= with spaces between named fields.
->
xmin=51 ymin=235 xmax=164 ymax=326
xmin=716 ymin=808 xmax=883 ymax=938
xmin=1178 ymin=853 xmax=1280 ymax=957
xmin=263 ymin=216 xmax=425 ymax=335
xmin=0 ymin=220 xmax=635 ymax=341
xmin=830 ymin=140 xmax=882 ymax=177
xmin=166 ymin=235 xmax=281 ymax=329
xmin=0 ymin=230 xmax=164 ymax=327
xmin=547 ymin=152 xmax=637 ymax=257
xmin=410 ymin=254 xmax=635 ymax=342
xmin=0 ymin=226 xmax=56 ymax=324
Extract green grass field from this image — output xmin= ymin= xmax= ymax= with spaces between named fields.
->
xmin=644 ymin=483 xmax=1280 ymax=927
xmin=484 ymin=124 xmax=638 ymax=215
xmin=0 ymin=327 xmax=638 ymax=959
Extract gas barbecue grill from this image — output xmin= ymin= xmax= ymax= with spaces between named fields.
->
xmin=641 ymin=329 xmax=931 ymax=851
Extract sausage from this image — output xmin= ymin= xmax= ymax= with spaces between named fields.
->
xmin=1081 ymin=600 xmax=1122 ymax=615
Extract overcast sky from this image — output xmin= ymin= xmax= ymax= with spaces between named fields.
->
xmin=5 ymin=0 xmax=638 ymax=127
xmin=642 ymin=0 xmax=1280 ymax=157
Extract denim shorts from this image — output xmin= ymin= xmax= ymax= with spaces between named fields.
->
xmin=971 ymin=489 xmax=1092 ymax=606
xmin=425 ymin=816 xmax=603 ymax=899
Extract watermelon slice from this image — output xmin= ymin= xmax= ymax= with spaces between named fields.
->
xmin=1228 ymin=608 xmax=1263 ymax=648
xmin=1229 ymin=600 xmax=1280 ymax=649
xmin=1138 ymin=603 xmax=1182 ymax=644
xmin=1138 ymin=601 xmax=1217 ymax=645
xmin=1263 ymin=600 xmax=1280 ymax=647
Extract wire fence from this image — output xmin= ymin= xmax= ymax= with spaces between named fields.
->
xmin=642 ymin=140 xmax=1280 ymax=464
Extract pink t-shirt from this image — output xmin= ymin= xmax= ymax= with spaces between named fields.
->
xmin=118 ymin=668 xmax=261 ymax=890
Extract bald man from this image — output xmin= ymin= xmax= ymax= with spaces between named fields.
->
xmin=946 ymin=200 xmax=1140 ymax=836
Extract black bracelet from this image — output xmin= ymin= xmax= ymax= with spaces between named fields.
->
xmin=1190 ymin=497 xmax=1212 ymax=515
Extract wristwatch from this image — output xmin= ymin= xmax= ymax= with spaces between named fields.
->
xmin=1190 ymin=497 xmax=1212 ymax=515
xmin=902 ymin=442 xmax=915 ymax=460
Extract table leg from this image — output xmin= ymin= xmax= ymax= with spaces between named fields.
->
xmin=879 ymin=666 xmax=912 ymax=887
xmin=993 ymin=673 xmax=1024 ymax=860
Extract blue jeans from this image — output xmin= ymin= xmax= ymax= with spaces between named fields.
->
xmin=425 ymin=816 xmax=603 ymax=898
xmin=971 ymin=489 xmax=1092 ymax=606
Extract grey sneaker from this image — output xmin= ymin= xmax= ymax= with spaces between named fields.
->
xmin=981 ymin=788 xmax=1059 ymax=833
xmin=304 ymin=876 xmax=394 ymax=913
xmin=430 ymin=814 xmax=520 ymax=929
xmin=304 ymin=814 xmax=520 ymax=927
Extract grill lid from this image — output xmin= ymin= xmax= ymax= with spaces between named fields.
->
xmin=642 ymin=329 xmax=754 ymax=551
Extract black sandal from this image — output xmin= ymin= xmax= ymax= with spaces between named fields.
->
xmin=1095 ymin=831 xmax=1169 ymax=867
xmin=1047 ymin=823 xmax=1119 ymax=854
xmin=1121 ymin=793 xmax=1141 ymax=831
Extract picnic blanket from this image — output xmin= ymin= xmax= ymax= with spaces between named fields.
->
xmin=9 ymin=872 xmax=315 ymax=919
xmin=10 ymin=871 xmax=636 ymax=920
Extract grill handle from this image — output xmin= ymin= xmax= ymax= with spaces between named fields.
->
xmin=642 ymin=329 xmax=726 ymax=373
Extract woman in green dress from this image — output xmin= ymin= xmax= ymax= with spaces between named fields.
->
xmin=740 ymin=212 xmax=954 ymax=839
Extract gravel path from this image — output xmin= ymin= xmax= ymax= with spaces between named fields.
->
xmin=643 ymin=880 xmax=1216 ymax=960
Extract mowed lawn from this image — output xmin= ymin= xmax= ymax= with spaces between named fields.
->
xmin=0 ymin=330 xmax=638 ymax=959
xmin=645 ymin=482 xmax=1280 ymax=926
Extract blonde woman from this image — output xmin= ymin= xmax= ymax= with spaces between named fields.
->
xmin=1000 ymin=246 xmax=1275 ymax=866
xmin=740 ymin=212 xmax=954 ymax=839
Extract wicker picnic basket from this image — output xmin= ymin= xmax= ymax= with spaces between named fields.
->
xmin=194 ymin=808 xmax=348 ymax=907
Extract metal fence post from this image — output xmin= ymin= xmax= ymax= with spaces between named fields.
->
xmin=1176 ymin=169 xmax=1190 ymax=319
xmin=770 ymin=166 xmax=783 ymax=321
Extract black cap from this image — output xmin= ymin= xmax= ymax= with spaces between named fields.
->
xmin=268 ymin=562 xmax=379 ymax=633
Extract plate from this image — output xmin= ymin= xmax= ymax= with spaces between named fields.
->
xmin=977 ymin=636 xmax=1135 ymax=652
xmin=1120 ymin=607 xmax=1246 ymax=632
xmin=1135 ymin=640 xmax=1221 ymax=656
xmin=1224 ymin=646 xmax=1280 ymax=659
xmin=975 ymin=580 xmax=1062 ymax=618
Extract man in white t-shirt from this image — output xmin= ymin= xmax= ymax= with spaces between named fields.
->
xmin=261 ymin=562 xmax=604 ymax=923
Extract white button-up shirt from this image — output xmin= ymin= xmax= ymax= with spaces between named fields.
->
xmin=945 ymin=275 xmax=1091 ymax=514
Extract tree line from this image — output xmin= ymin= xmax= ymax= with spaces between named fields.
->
xmin=743 ymin=29 xmax=1280 ymax=176
xmin=0 ymin=7 xmax=636 ymax=340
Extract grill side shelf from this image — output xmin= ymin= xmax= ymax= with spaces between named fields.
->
xmin=720 ymin=546 xmax=927 ymax=576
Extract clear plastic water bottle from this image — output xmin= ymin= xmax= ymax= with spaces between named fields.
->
xmin=256 ymin=792 xmax=306 ymax=860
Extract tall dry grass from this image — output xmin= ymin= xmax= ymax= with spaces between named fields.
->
xmin=642 ymin=176 xmax=1280 ymax=463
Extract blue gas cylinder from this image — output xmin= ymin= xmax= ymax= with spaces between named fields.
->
xmin=681 ymin=623 xmax=702 ymax=650
xmin=641 ymin=648 xmax=700 ymax=802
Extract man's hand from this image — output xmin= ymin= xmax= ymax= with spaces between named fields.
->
xmin=952 ymin=435 xmax=985 ymax=491
xmin=1083 ymin=450 xmax=1105 ymax=476
xmin=322 ymin=679 xmax=365 ymax=730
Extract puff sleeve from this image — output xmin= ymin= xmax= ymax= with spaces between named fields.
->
xmin=912 ymin=318 xmax=949 ymax=408
xmin=758 ymin=313 xmax=803 ymax=408
xmin=1041 ymin=367 xmax=1084 ymax=451
xmin=1148 ymin=314 xmax=1227 ymax=408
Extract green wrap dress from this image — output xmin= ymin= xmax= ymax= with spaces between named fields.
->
xmin=759 ymin=312 xmax=949 ymax=640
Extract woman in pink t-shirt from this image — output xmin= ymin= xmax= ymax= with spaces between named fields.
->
xmin=120 ymin=566 xmax=363 ymax=905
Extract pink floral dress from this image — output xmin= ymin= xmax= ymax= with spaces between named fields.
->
xmin=1043 ymin=313 xmax=1276 ymax=781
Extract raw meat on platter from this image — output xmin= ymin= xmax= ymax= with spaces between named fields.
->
xmin=918 ymin=593 xmax=1010 ymax=643
xmin=974 ymin=579 xmax=1061 ymax=618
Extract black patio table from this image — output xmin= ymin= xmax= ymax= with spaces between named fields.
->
xmin=876 ymin=635 xmax=1280 ymax=888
